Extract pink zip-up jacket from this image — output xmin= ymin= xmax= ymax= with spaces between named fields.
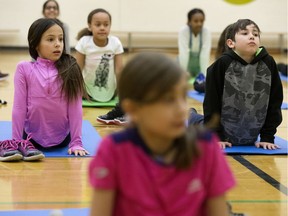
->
xmin=12 ymin=57 xmax=83 ymax=150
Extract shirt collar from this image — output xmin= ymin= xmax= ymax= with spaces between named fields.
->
xmin=36 ymin=57 xmax=56 ymax=67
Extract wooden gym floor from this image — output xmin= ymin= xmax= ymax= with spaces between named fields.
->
xmin=0 ymin=49 xmax=287 ymax=216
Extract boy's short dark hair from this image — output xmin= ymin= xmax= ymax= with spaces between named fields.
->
xmin=225 ymin=19 xmax=261 ymax=42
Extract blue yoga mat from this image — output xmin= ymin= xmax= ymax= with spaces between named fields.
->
xmin=280 ymin=73 xmax=288 ymax=82
xmin=0 ymin=120 xmax=101 ymax=157
xmin=187 ymin=90 xmax=288 ymax=109
xmin=224 ymin=136 xmax=287 ymax=155
xmin=187 ymin=90 xmax=204 ymax=102
xmin=0 ymin=208 xmax=89 ymax=216
xmin=187 ymin=90 xmax=287 ymax=154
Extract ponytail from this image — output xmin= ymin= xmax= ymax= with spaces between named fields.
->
xmin=76 ymin=28 xmax=92 ymax=40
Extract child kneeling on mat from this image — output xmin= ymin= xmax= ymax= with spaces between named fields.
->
xmin=75 ymin=8 xmax=126 ymax=125
xmin=0 ymin=18 xmax=89 ymax=162
xmin=178 ymin=8 xmax=211 ymax=93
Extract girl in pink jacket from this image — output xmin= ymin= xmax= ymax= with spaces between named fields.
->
xmin=0 ymin=18 xmax=88 ymax=162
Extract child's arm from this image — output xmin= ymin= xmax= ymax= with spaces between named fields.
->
xmin=114 ymin=53 xmax=123 ymax=80
xmin=178 ymin=26 xmax=190 ymax=71
xmin=12 ymin=62 xmax=29 ymax=140
xmin=206 ymin=195 xmax=229 ymax=216
xmin=90 ymin=189 xmax=115 ymax=216
xmin=74 ymin=51 xmax=85 ymax=71
xmin=67 ymin=96 xmax=89 ymax=156
xmin=259 ymin=56 xmax=283 ymax=144
xmin=199 ymin=28 xmax=211 ymax=76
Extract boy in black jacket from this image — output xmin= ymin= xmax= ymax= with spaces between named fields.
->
xmin=203 ymin=19 xmax=283 ymax=149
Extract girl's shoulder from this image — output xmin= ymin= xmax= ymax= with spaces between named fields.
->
xmin=16 ymin=60 xmax=35 ymax=70
xmin=14 ymin=60 xmax=37 ymax=78
xmin=179 ymin=25 xmax=189 ymax=33
xmin=100 ymin=127 xmax=144 ymax=151
xmin=108 ymin=35 xmax=122 ymax=44
xmin=96 ymin=128 xmax=138 ymax=158
xmin=107 ymin=36 xmax=124 ymax=51
xmin=201 ymin=27 xmax=210 ymax=35
xmin=78 ymin=35 xmax=93 ymax=42
xmin=108 ymin=127 xmax=137 ymax=145
xmin=62 ymin=22 xmax=69 ymax=29
xmin=108 ymin=35 xmax=119 ymax=39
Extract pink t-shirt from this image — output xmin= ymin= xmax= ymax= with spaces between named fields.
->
xmin=12 ymin=57 xmax=83 ymax=149
xmin=89 ymin=127 xmax=236 ymax=216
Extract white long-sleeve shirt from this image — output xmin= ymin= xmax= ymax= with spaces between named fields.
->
xmin=178 ymin=25 xmax=211 ymax=76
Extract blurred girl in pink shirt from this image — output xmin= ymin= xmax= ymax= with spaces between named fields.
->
xmin=89 ymin=53 xmax=236 ymax=216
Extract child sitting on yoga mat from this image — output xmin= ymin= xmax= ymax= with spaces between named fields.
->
xmin=88 ymin=52 xmax=236 ymax=216
xmin=0 ymin=18 xmax=89 ymax=162
xmin=189 ymin=19 xmax=283 ymax=150
xmin=75 ymin=8 xmax=126 ymax=125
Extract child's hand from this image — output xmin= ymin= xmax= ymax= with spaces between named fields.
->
xmin=255 ymin=142 xmax=280 ymax=150
xmin=68 ymin=147 xmax=90 ymax=156
xmin=218 ymin=141 xmax=232 ymax=149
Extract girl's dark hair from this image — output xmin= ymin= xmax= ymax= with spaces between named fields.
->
xmin=226 ymin=19 xmax=261 ymax=42
xmin=215 ymin=24 xmax=233 ymax=59
xmin=28 ymin=18 xmax=87 ymax=102
xmin=42 ymin=0 xmax=60 ymax=15
xmin=118 ymin=52 xmax=200 ymax=169
xmin=187 ymin=8 xmax=205 ymax=21
xmin=76 ymin=8 xmax=112 ymax=40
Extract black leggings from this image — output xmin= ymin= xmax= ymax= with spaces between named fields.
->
xmin=23 ymin=131 xmax=71 ymax=150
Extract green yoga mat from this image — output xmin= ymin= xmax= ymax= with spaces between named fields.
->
xmin=82 ymin=98 xmax=118 ymax=107
xmin=188 ymin=77 xmax=195 ymax=84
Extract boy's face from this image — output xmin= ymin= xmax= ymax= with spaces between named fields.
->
xmin=227 ymin=24 xmax=260 ymax=57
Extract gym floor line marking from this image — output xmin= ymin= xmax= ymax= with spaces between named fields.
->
xmin=0 ymin=200 xmax=287 ymax=205
xmin=229 ymin=200 xmax=287 ymax=203
xmin=0 ymin=201 xmax=90 ymax=205
xmin=232 ymin=155 xmax=288 ymax=196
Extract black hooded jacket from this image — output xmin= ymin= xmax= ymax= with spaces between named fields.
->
xmin=204 ymin=47 xmax=283 ymax=145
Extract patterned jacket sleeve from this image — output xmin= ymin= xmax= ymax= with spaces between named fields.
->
xmin=259 ymin=55 xmax=283 ymax=143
